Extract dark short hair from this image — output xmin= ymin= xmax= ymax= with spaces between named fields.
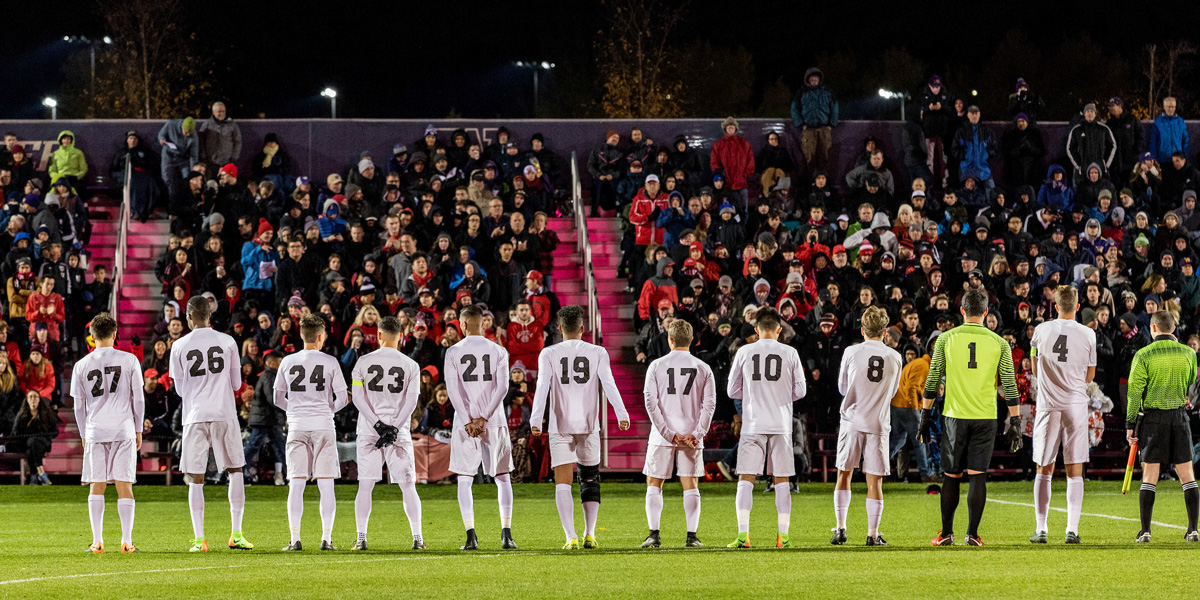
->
xmin=379 ymin=316 xmax=402 ymax=337
xmin=1151 ymin=310 xmax=1176 ymax=333
xmin=186 ymin=295 xmax=212 ymax=325
xmin=755 ymin=307 xmax=782 ymax=331
xmin=90 ymin=313 xmax=118 ymax=341
xmin=299 ymin=314 xmax=326 ymax=343
xmin=558 ymin=305 xmax=584 ymax=333
xmin=460 ymin=305 xmax=483 ymax=324
xmin=962 ymin=288 xmax=989 ymax=317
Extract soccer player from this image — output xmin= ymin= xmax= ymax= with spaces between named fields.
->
xmin=350 ymin=316 xmax=424 ymax=550
xmin=445 ymin=305 xmax=518 ymax=550
xmin=639 ymin=319 xmax=715 ymax=549
xmin=168 ymin=296 xmax=252 ymax=552
xmin=274 ymin=315 xmax=349 ymax=551
xmin=530 ymin=305 xmax=630 ymax=550
xmin=1126 ymin=310 xmax=1199 ymax=543
xmin=726 ymin=307 xmax=807 ymax=549
xmin=72 ymin=313 xmax=145 ymax=553
xmin=1028 ymin=286 xmax=1096 ymax=544
xmin=831 ymin=306 xmax=902 ymax=547
xmin=922 ymin=288 xmax=1020 ymax=546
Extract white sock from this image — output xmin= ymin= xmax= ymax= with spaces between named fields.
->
xmin=355 ymin=480 xmax=375 ymax=537
xmin=317 ymin=479 xmax=335 ymax=542
xmin=88 ymin=494 xmax=105 ymax=545
xmin=188 ymin=483 xmax=205 ymax=539
xmin=400 ymin=483 xmax=423 ymax=539
xmin=583 ymin=501 xmax=599 ymax=536
xmin=645 ymin=486 xmax=663 ymax=530
xmin=683 ymin=488 xmax=701 ymax=534
xmin=228 ymin=472 xmax=245 ymax=533
xmin=287 ymin=479 xmax=306 ymax=543
xmin=495 ymin=474 xmax=513 ymax=529
xmin=275 ymin=462 xmax=284 ymax=477
xmin=735 ymin=481 xmax=753 ymax=534
xmin=834 ymin=489 xmax=851 ymax=530
xmin=1034 ymin=474 xmax=1052 ymax=532
xmin=1066 ymin=476 xmax=1084 ymax=534
xmin=775 ymin=483 xmax=791 ymax=535
xmin=117 ymin=498 xmax=135 ymax=545
xmin=556 ymin=484 xmax=577 ymax=539
xmin=457 ymin=476 xmax=475 ymax=530
xmin=866 ymin=498 xmax=883 ymax=537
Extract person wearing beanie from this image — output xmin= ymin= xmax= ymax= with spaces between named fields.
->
xmin=110 ymin=130 xmax=160 ymax=223
xmin=588 ymin=129 xmax=624 ymax=216
xmin=250 ymin=132 xmax=292 ymax=190
xmin=1007 ymin=77 xmax=1045 ymax=124
xmin=791 ymin=66 xmax=839 ymax=172
xmin=1107 ymin=96 xmax=1143 ymax=178
xmin=1065 ymin=102 xmax=1117 ymax=186
xmin=47 ymin=130 xmax=88 ymax=194
xmin=1150 ymin=96 xmax=1189 ymax=163
xmin=711 ymin=117 xmax=754 ymax=213
xmin=1002 ymin=110 xmax=1046 ymax=189
xmin=158 ymin=117 xmax=200 ymax=186
xmin=348 ymin=156 xmax=383 ymax=204
xmin=239 ymin=214 xmax=280 ymax=305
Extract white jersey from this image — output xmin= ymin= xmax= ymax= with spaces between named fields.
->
xmin=531 ymin=339 xmax=629 ymax=434
xmin=837 ymin=340 xmax=903 ymax=434
xmin=167 ymin=327 xmax=242 ymax=425
xmin=71 ymin=346 xmax=145 ymax=443
xmin=644 ymin=350 xmax=717 ymax=447
xmin=350 ymin=347 xmax=421 ymax=439
xmin=1030 ymin=318 xmax=1096 ymax=410
xmin=727 ymin=338 xmax=807 ymax=435
xmin=443 ymin=336 xmax=510 ymax=429
xmin=273 ymin=349 xmax=349 ymax=431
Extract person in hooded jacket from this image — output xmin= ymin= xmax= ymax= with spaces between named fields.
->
xmin=110 ymin=131 xmax=161 ymax=222
xmin=1002 ymin=113 xmax=1045 ymax=189
xmin=637 ymin=257 xmax=678 ymax=322
xmin=251 ymin=132 xmax=293 ymax=193
xmin=1037 ymin=165 xmax=1074 ymax=213
xmin=756 ymin=130 xmax=793 ymax=193
xmin=47 ymin=130 xmax=88 ymax=192
xmin=667 ymin=135 xmax=704 ymax=189
xmin=588 ymin=130 xmax=624 ymax=216
xmin=792 ymin=67 xmax=839 ymax=172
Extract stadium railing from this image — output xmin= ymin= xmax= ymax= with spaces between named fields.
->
xmin=570 ymin=152 xmax=607 ymax=468
xmin=110 ymin=159 xmax=131 ymax=321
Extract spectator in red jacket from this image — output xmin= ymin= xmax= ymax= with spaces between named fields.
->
xmin=26 ymin=276 xmax=65 ymax=342
xmin=710 ymin=116 xmax=755 ymax=213
xmin=637 ymin=257 xmax=679 ymax=321
xmin=523 ymin=270 xmax=558 ymax=328
xmin=505 ymin=300 xmax=544 ymax=378
xmin=629 ymin=174 xmax=670 ymax=249
xmin=21 ymin=343 xmax=55 ymax=400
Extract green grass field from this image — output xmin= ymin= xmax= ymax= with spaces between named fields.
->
xmin=0 ymin=480 xmax=1196 ymax=599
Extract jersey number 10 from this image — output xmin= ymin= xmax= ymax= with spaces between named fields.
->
xmin=751 ymin=354 xmax=782 ymax=381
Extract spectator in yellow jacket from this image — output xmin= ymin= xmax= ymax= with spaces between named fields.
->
xmin=47 ymin=130 xmax=87 ymax=190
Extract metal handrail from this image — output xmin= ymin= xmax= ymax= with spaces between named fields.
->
xmin=110 ymin=159 xmax=131 ymax=322
xmin=570 ymin=152 xmax=608 ymax=467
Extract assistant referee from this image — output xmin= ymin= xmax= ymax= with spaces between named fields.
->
xmin=1126 ymin=310 xmax=1199 ymax=543
xmin=920 ymin=288 xmax=1019 ymax=546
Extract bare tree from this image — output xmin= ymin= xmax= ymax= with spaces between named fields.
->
xmin=595 ymin=0 xmax=688 ymax=118
xmin=1144 ymin=41 xmax=1196 ymax=114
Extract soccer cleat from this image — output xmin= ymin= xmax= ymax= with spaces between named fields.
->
xmin=86 ymin=542 xmax=105 ymax=554
xmin=582 ymin=535 xmax=598 ymax=549
xmin=282 ymin=541 xmax=302 ymax=551
xmin=776 ymin=534 xmax=791 ymax=548
xmin=716 ymin=461 xmax=734 ymax=482
xmin=866 ymin=535 xmax=888 ymax=547
xmin=640 ymin=530 xmax=661 ymax=548
xmin=461 ymin=529 xmax=479 ymax=551
xmin=685 ymin=532 xmax=704 ymax=548
xmin=931 ymin=530 xmax=954 ymax=546
xmin=965 ymin=534 xmax=985 ymax=546
xmin=727 ymin=534 xmax=751 ymax=548
xmin=352 ymin=539 xmax=368 ymax=551
xmin=1029 ymin=531 xmax=1048 ymax=544
xmin=500 ymin=528 xmax=518 ymax=550
xmin=228 ymin=532 xmax=253 ymax=550
xmin=320 ymin=540 xmax=338 ymax=551
xmin=120 ymin=542 xmax=139 ymax=553
xmin=189 ymin=538 xmax=208 ymax=553
xmin=1065 ymin=532 xmax=1082 ymax=544
xmin=562 ymin=537 xmax=580 ymax=550
xmin=829 ymin=528 xmax=847 ymax=545
xmin=1134 ymin=531 xmax=1152 ymax=543
xmin=412 ymin=538 xmax=426 ymax=550
xmin=1186 ymin=531 xmax=1199 ymax=542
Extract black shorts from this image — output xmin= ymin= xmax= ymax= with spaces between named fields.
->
xmin=942 ymin=416 xmax=997 ymax=474
xmin=1138 ymin=408 xmax=1194 ymax=466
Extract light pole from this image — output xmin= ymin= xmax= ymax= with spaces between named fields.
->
xmin=43 ymin=97 xmax=58 ymax=120
xmin=321 ymin=87 xmax=338 ymax=118
xmin=878 ymin=88 xmax=909 ymax=121
xmin=515 ymin=61 xmax=556 ymax=115
xmin=64 ymin=35 xmax=113 ymax=103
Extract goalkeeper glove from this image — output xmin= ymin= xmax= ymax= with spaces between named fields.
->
xmin=918 ymin=408 xmax=934 ymax=444
xmin=1006 ymin=416 xmax=1023 ymax=452
xmin=373 ymin=421 xmax=400 ymax=448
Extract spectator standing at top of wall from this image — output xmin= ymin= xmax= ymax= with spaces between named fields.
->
xmin=1106 ymin=97 xmax=1143 ymax=181
xmin=951 ymin=105 xmax=997 ymax=189
xmin=199 ymin=102 xmax=243 ymax=174
xmin=919 ymin=75 xmax=953 ymax=190
xmin=710 ymin=117 xmax=754 ymax=214
xmin=1149 ymin=96 xmax=1189 ymax=165
xmin=792 ymin=67 xmax=838 ymax=173
xmin=1066 ymin=103 xmax=1117 ymax=186
xmin=1007 ymin=78 xmax=1045 ymax=124
xmin=158 ymin=117 xmax=199 ymax=190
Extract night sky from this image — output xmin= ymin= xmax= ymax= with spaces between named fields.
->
xmin=5 ymin=0 xmax=1200 ymax=120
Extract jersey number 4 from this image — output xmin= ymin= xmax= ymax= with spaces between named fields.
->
xmin=366 ymin=365 xmax=404 ymax=393
xmin=751 ymin=354 xmax=782 ymax=381
xmin=559 ymin=357 xmax=590 ymax=384
xmin=86 ymin=367 xmax=121 ymax=397
xmin=186 ymin=347 xmax=226 ymax=376
xmin=288 ymin=365 xmax=326 ymax=392
xmin=1051 ymin=335 xmax=1069 ymax=362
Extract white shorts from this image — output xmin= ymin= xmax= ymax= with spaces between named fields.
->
xmin=82 ymin=439 xmax=137 ymax=484
xmin=286 ymin=429 xmax=341 ymax=479
xmin=836 ymin=426 xmax=891 ymax=477
xmin=549 ymin=431 xmax=600 ymax=468
xmin=449 ymin=426 xmax=514 ymax=477
xmin=181 ymin=420 xmax=246 ymax=474
xmin=643 ymin=444 xmax=704 ymax=479
xmin=1032 ymin=404 xmax=1090 ymax=466
xmin=737 ymin=433 xmax=795 ymax=477
xmin=357 ymin=434 xmax=416 ymax=484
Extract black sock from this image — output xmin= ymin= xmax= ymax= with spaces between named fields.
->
xmin=940 ymin=475 xmax=961 ymax=535
xmin=1139 ymin=483 xmax=1156 ymax=533
xmin=966 ymin=473 xmax=987 ymax=537
xmin=1183 ymin=481 xmax=1199 ymax=532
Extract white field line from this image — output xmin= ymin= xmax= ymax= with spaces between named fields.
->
xmin=987 ymin=497 xmax=1186 ymax=530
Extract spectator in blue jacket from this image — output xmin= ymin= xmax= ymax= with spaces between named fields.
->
xmin=318 ymin=198 xmax=348 ymax=247
xmin=240 ymin=219 xmax=280 ymax=306
xmin=157 ymin=117 xmax=198 ymax=189
xmin=791 ymin=67 xmax=838 ymax=172
xmin=656 ymin=191 xmax=699 ymax=248
xmin=951 ymin=106 xmax=997 ymax=189
xmin=1037 ymin=164 xmax=1075 ymax=213
xmin=1149 ymin=96 xmax=1189 ymax=163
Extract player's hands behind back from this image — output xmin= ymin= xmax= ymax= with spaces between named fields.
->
xmin=373 ymin=420 xmax=399 ymax=449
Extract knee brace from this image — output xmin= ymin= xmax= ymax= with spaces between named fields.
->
xmin=579 ymin=465 xmax=601 ymax=503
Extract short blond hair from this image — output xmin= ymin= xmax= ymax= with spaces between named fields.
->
xmin=668 ymin=319 xmax=693 ymax=348
xmin=861 ymin=305 xmax=890 ymax=339
xmin=1054 ymin=285 xmax=1078 ymax=314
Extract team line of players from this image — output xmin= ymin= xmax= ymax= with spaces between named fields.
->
xmin=70 ymin=289 xmax=1097 ymax=552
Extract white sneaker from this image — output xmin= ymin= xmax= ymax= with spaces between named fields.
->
xmin=274 ymin=471 xmax=286 ymax=486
